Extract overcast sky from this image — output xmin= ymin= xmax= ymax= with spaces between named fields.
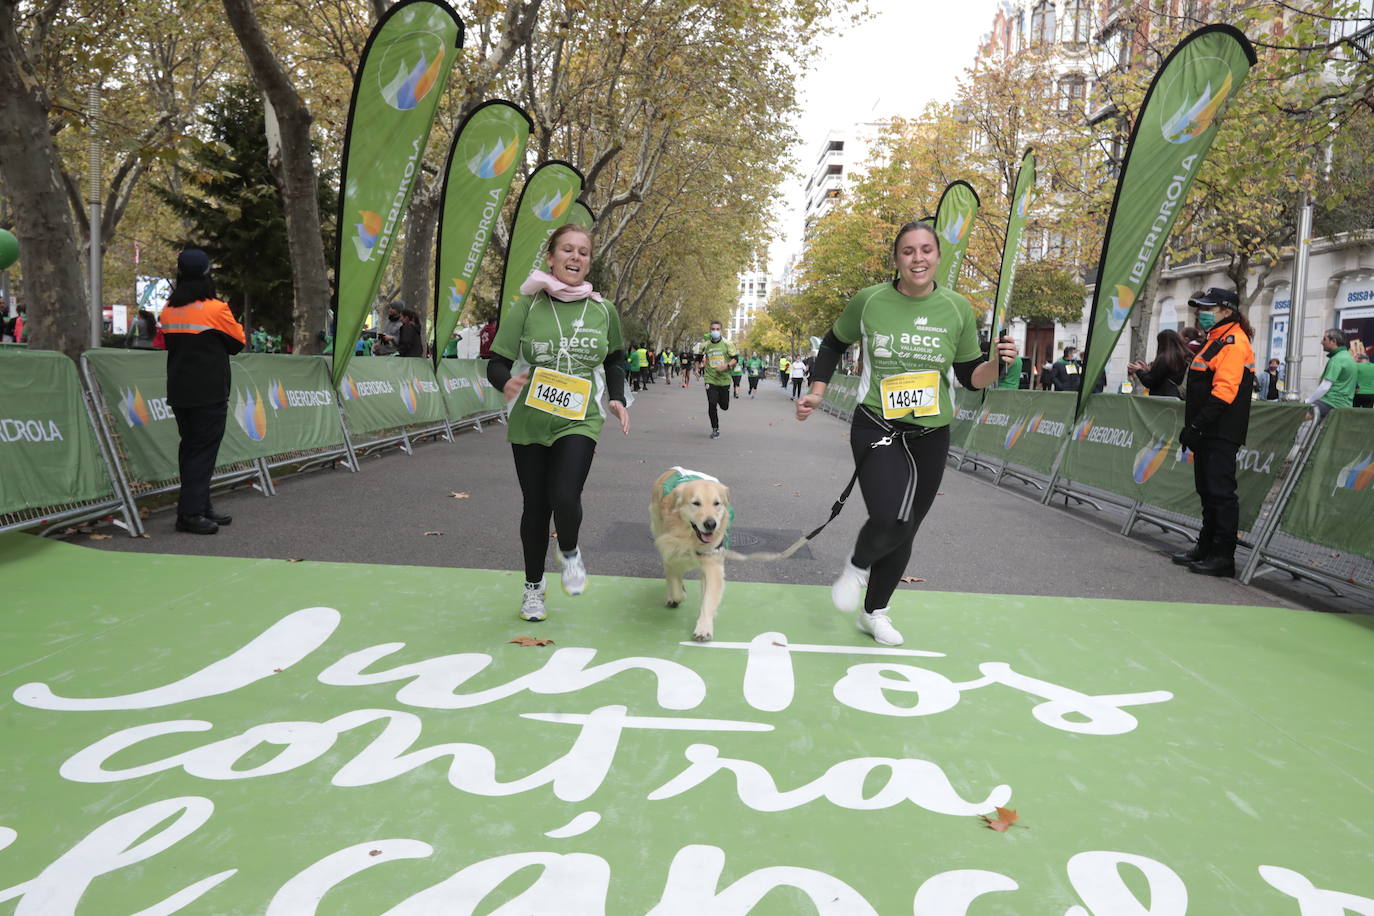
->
xmin=770 ymin=0 xmax=1004 ymax=275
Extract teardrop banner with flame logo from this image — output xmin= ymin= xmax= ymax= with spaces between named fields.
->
xmin=1075 ymin=24 xmax=1255 ymax=421
xmin=432 ymin=100 xmax=532 ymax=364
xmin=988 ymin=150 xmax=1036 ymax=362
xmin=331 ymin=0 xmax=464 ymax=384
xmin=497 ymin=161 xmax=586 ymax=318
xmin=568 ymin=200 xmax=597 ymax=233
xmin=931 ymin=180 xmax=980 ymax=293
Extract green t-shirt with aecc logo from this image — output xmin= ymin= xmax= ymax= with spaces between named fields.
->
xmin=491 ymin=291 xmax=624 ymax=446
xmin=830 ymin=282 xmax=982 ymax=428
xmin=1320 ymin=347 xmax=1357 ymax=409
xmin=702 ymin=337 xmax=737 ymax=386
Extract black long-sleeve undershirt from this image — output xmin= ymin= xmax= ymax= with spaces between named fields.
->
xmin=808 ymin=330 xmax=987 ymax=389
xmin=486 ymin=351 xmax=627 ymax=404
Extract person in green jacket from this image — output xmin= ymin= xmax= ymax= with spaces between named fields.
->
xmin=627 ymin=343 xmax=643 ymax=392
xmin=1351 ymin=340 xmax=1373 ymax=408
xmin=701 ymin=320 xmax=738 ymax=438
xmin=746 ymin=353 xmax=763 ymax=398
xmin=1309 ymin=328 xmax=1357 ymax=418
xmin=730 ymin=355 xmax=744 ymax=398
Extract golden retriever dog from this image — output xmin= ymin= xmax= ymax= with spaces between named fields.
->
xmin=650 ymin=467 xmax=732 ymax=641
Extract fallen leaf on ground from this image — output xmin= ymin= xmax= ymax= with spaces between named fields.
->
xmin=272 ymin=668 xmax=283 ymax=674
xmin=772 ymin=641 xmax=787 ymax=647
xmin=900 ymin=576 xmax=926 ymax=583
xmin=510 ymin=637 xmax=555 ymax=647
xmin=792 ymin=491 xmax=800 ymax=497
xmin=424 ymin=531 xmax=444 ymax=536
xmin=979 ymin=807 xmax=1022 ymax=832
xmin=772 ymin=483 xmax=782 ymax=487
xmin=449 ymin=491 xmax=470 ymax=499
xmin=138 ymin=533 xmax=151 ymax=539
xmin=286 ymin=557 xmax=304 ymax=563
xmin=138 ymin=507 xmax=151 ymax=519
xmin=88 ymin=533 xmax=112 ymax=540
xmin=369 ymin=849 xmax=382 ymax=857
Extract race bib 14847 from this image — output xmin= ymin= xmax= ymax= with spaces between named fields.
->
xmin=879 ymin=370 xmax=939 ymax=420
xmin=525 ymin=367 xmax=591 ymax=420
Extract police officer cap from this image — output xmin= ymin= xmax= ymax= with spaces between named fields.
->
xmin=1187 ymin=287 xmax=1238 ymax=309
xmin=177 ymin=248 xmax=211 ymax=279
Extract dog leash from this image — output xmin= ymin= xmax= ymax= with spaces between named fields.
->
xmin=724 ymin=409 xmax=937 ymax=563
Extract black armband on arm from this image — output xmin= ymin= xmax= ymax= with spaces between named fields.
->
xmin=603 ymin=350 xmax=626 ymax=403
xmin=953 ymin=357 xmax=987 ymax=389
xmin=486 ymin=354 xmax=513 ymax=391
xmin=808 ymin=331 xmax=848 ymax=385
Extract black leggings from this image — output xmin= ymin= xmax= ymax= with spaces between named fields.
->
xmin=791 ymin=377 xmax=803 ymax=398
xmin=706 ymin=384 xmax=730 ymax=427
xmin=511 ymin=435 xmax=597 ymax=582
xmin=849 ymin=411 xmax=950 ymax=612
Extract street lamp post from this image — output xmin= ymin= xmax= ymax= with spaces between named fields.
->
xmin=87 ymin=86 xmax=103 ymax=349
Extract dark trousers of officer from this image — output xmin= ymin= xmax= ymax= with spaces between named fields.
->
xmin=1192 ymin=438 xmax=1240 ymax=556
xmin=705 ymin=383 xmax=730 ymax=428
xmin=172 ymin=403 xmax=228 ymax=519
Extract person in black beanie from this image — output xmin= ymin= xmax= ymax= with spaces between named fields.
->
xmin=160 ymin=248 xmax=246 ymax=534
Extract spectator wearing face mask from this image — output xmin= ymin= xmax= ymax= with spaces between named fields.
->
xmin=373 ymin=302 xmax=404 ymax=356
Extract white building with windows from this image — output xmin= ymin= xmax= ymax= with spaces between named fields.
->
xmin=801 ymin=126 xmax=885 ymax=235
xmin=732 ymin=263 xmax=769 ymax=340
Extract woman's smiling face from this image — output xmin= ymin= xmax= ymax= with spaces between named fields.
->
xmin=546 ymin=229 xmax=592 ymax=286
xmin=894 ymin=226 xmax=940 ymax=296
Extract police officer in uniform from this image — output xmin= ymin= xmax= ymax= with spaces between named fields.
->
xmin=161 ymin=249 xmax=246 ymax=534
xmin=1172 ymin=287 xmax=1254 ymax=577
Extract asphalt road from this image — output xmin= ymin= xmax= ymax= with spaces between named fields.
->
xmin=81 ymin=370 xmax=1355 ymax=612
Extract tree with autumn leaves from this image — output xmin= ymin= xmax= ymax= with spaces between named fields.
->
xmin=0 ymin=0 xmax=857 ymax=359
xmin=776 ymin=0 xmax=1372 ymax=360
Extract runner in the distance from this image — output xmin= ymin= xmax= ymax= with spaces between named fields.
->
xmin=746 ymin=352 xmax=763 ymax=398
xmin=702 ymin=319 xmax=738 ymax=439
xmin=795 ymin=219 xmax=1016 ymax=646
xmin=730 ymin=356 xmax=744 ymax=399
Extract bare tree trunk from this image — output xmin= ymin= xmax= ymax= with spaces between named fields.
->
xmin=399 ymin=176 xmax=438 ymax=336
xmin=223 ymin=0 xmax=331 ymax=355
xmin=1127 ymin=260 xmax=1163 ymax=367
xmin=0 ymin=0 xmax=89 ymax=359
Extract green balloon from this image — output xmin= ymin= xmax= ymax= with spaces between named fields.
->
xmin=0 ymin=229 xmax=17 ymax=270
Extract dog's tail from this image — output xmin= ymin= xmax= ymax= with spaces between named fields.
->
xmin=723 ymin=534 xmax=810 ymax=563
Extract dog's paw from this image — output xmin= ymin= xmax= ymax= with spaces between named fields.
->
xmin=666 ymin=600 xmax=681 ymax=608
xmin=692 ymin=629 xmax=712 ymax=642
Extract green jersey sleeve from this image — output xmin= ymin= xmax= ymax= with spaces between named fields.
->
xmin=831 ymin=286 xmax=879 ymax=345
xmin=604 ymin=300 xmax=623 ymax=354
xmin=491 ymin=297 xmax=530 ymax=362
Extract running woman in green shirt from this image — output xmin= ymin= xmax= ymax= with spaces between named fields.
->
xmin=487 ymin=225 xmax=630 ymax=622
xmin=796 ymin=220 xmax=1017 ymax=646
xmin=746 ymin=353 xmax=763 ymax=398
xmin=702 ymin=319 xmax=738 ymax=438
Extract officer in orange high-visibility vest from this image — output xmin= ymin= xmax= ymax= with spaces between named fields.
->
xmin=160 ymin=248 xmax=246 ymax=534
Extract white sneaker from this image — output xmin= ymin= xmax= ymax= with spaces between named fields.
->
xmin=857 ymin=608 xmax=903 ymax=646
xmin=559 ymin=548 xmax=587 ymax=596
xmin=519 ymin=582 xmax=547 ymax=621
xmin=830 ymin=560 xmax=869 ymax=612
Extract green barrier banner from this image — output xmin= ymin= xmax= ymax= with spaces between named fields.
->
xmin=332 ymin=0 xmax=464 ymax=384
xmin=950 ymin=386 xmax=985 ymax=452
xmin=1063 ymin=394 xmax=1306 ymax=530
xmin=436 ymin=358 xmax=489 ymax=421
xmin=1279 ymin=407 xmax=1374 ymax=557
xmin=989 ymin=149 xmax=1035 ymax=343
xmin=0 ymin=350 xmax=113 ymax=514
xmin=497 ymin=161 xmax=586 ymax=315
xmin=84 ymin=350 xmax=182 ymax=482
xmin=965 ymin=389 xmax=1074 ymax=476
xmin=932 ymin=180 xmax=980 ymax=292
xmin=433 ymin=100 xmax=532 ymax=364
xmin=228 ymin=355 xmax=344 ymax=458
xmin=337 ymin=357 xmax=447 ymax=435
xmin=86 ymin=351 xmax=348 ymax=483
xmin=1077 ymin=25 xmax=1255 ymax=420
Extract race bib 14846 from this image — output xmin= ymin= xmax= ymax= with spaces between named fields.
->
xmin=525 ymin=367 xmax=591 ymax=420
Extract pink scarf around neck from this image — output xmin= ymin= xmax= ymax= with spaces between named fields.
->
xmin=520 ymin=269 xmax=602 ymax=303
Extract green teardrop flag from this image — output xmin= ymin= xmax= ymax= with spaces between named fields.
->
xmin=432 ymin=100 xmax=531 ymax=364
xmin=331 ymin=0 xmax=464 ymax=384
xmin=497 ymin=161 xmax=586 ymax=315
xmin=568 ymin=201 xmax=596 ymax=232
xmin=0 ymin=229 xmax=18 ymax=270
xmin=932 ymin=180 xmax=980 ymax=292
xmin=1076 ymin=24 xmax=1255 ymax=419
xmin=989 ymin=149 xmax=1036 ymax=352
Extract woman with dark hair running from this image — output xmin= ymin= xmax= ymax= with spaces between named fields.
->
xmin=795 ymin=221 xmax=1016 ymax=645
xmin=487 ymin=225 xmax=630 ymax=621
xmin=1127 ymin=328 xmax=1191 ymax=398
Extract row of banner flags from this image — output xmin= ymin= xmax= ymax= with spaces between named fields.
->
xmin=325 ymin=0 xmax=1255 ymax=426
